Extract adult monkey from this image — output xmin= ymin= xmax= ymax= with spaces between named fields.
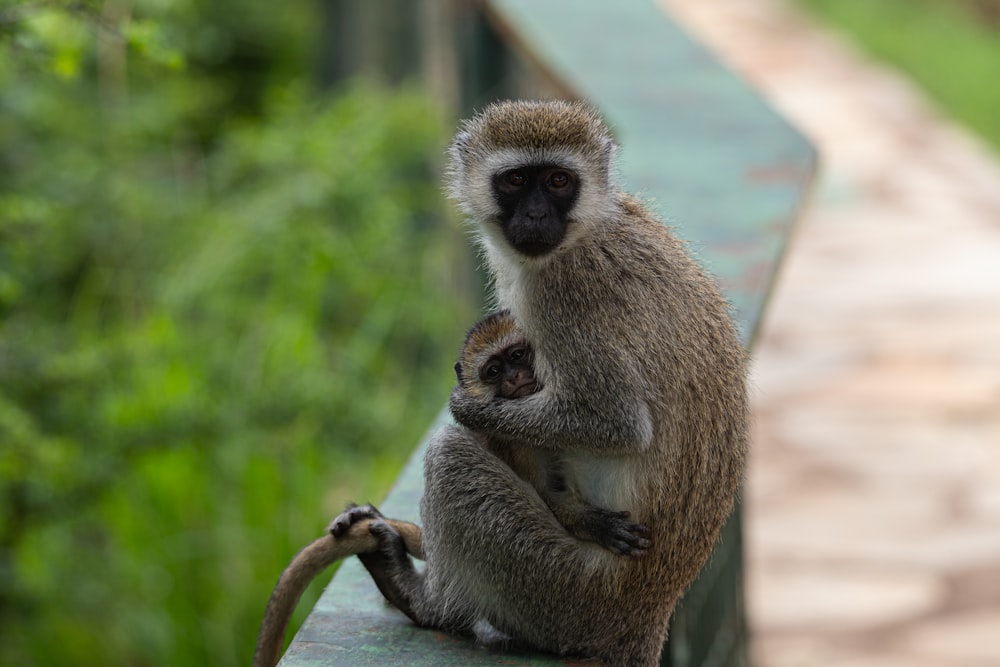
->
xmin=253 ymin=309 xmax=650 ymax=667
xmin=338 ymin=99 xmax=749 ymax=666
xmin=254 ymin=310 xmax=653 ymax=666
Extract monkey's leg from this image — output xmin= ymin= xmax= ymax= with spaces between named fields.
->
xmin=335 ymin=506 xmax=519 ymax=646
xmin=419 ymin=425 xmax=665 ymax=666
xmin=327 ymin=503 xmax=430 ymax=625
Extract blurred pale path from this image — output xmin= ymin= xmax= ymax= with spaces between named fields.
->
xmin=658 ymin=1 xmax=1000 ymax=666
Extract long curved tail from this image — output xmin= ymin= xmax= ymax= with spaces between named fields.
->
xmin=253 ymin=513 xmax=423 ymax=667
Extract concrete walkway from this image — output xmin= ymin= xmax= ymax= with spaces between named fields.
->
xmin=657 ymin=1 xmax=1000 ymax=665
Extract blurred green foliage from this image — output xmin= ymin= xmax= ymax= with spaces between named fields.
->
xmin=796 ymin=0 xmax=1000 ymax=152
xmin=0 ymin=1 xmax=473 ymax=665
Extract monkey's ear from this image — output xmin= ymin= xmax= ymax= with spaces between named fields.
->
xmin=449 ymin=130 xmax=472 ymax=160
xmin=453 ymin=361 xmax=464 ymax=383
xmin=598 ymin=136 xmax=617 ymax=163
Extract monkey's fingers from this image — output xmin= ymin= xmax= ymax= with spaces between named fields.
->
xmin=583 ymin=508 xmax=653 ymax=556
xmin=367 ymin=518 xmax=401 ymax=542
xmin=604 ymin=517 xmax=653 ymax=557
xmin=328 ymin=503 xmax=384 ymax=537
xmin=612 ymin=514 xmax=652 ymax=539
xmin=630 ymin=522 xmax=653 ymax=539
xmin=607 ymin=528 xmax=652 ymax=557
xmin=627 ymin=528 xmax=653 ymax=554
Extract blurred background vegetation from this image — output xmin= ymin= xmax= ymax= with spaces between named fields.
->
xmin=2 ymin=0 xmax=999 ymax=665
xmin=0 ymin=0 xmax=474 ymax=665
xmin=795 ymin=0 xmax=1000 ymax=151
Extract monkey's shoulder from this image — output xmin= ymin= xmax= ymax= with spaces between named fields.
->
xmin=616 ymin=192 xmax=654 ymax=220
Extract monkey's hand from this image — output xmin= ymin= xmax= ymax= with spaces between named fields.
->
xmin=447 ymin=386 xmax=560 ymax=447
xmin=573 ymin=508 xmax=652 ymax=557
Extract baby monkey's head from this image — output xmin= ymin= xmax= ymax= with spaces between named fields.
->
xmin=455 ymin=311 xmax=540 ymax=401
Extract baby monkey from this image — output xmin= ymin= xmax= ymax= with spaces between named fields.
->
xmin=456 ymin=311 xmax=651 ymax=557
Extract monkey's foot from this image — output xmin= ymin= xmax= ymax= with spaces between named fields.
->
xmin=472 ymin=618 xmax=512 ymax=649
xmin=365 ymin=519 xmax=408 ymax=557
xmin=357 ymin=518 xmax=424 ymax=623
xmin=328 ymin=503 xmax=384 ymax=538
xmin=582 ymin=509 xmax=652 ymax=557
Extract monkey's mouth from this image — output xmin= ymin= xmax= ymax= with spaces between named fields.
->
xmin=509 ymin=381 xmax=541 ymax=398
xmin=503 ymin=218 xmax=567 ymax=257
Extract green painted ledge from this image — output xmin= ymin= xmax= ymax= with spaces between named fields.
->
xmin=280 ymin=1 xmax=816 ymax=664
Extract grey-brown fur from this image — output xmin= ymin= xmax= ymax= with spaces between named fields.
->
xmin=345 ymin=100 xmax=749 ymax=666
xmin=456 ymin=311 xmax=651 ymax=557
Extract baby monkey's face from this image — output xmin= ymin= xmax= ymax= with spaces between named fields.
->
xmin=478 ymin=341 xmax=539 ymax=399
xmin=454 ymin=311 xmax=541 ymax=401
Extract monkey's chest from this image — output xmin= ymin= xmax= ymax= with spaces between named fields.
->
xmin=563 ymin=456 xmax=640 ymax=512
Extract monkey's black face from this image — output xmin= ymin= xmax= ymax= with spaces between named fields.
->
xmin=492 ymin=165 xmax=578 ymax=257
xmin=480 ymin=344 xmax=539 ymax=399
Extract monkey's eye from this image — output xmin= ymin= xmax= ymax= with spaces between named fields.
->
xmin=481 ymin=361 xmax=502 ymax=383
xmin=548 ymin=171 xmax=571 ymax=189
xmin=505 ymin=171 xmax=527 ymax=187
